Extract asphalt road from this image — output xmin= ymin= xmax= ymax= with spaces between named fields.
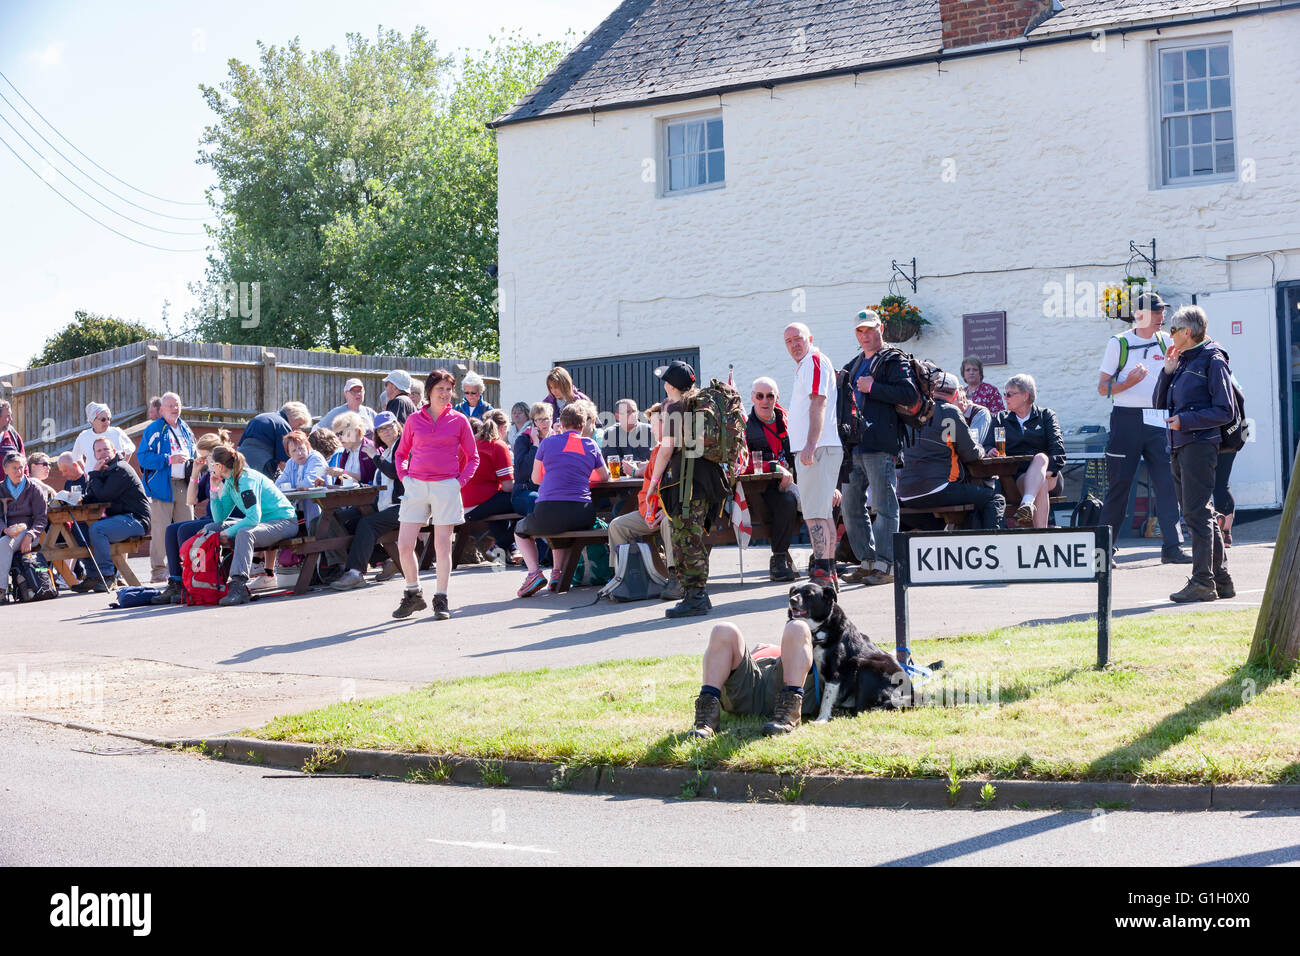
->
xmin=3 ymin=717 xmax=1297 ymax=867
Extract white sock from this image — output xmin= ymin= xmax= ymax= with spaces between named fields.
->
xmin=1020 ymin=495 xmax=1034 ymax=507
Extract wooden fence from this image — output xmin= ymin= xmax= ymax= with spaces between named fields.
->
xmin=0 ymin=340 xmax=500 ymax=456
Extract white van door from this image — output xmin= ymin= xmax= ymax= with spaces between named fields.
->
xmin=1196 ymin=288 xmax=1282 ymax=509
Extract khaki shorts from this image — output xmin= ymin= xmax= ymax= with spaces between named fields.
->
xmin=398 ymin=477 xmax=464 ymax=526
xmin=721 ymin=645 xmax=819 ymax=717
xmin=795 ymin=445 xmax=843 ymax=520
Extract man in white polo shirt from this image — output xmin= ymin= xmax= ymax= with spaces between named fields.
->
xmin=315 ymin=378 xmax=377 ymax=434
xmin=784 ymin=322 xmax=842 ymax=589
xmin=1097 ymin=291 xmax=1189 ymax=563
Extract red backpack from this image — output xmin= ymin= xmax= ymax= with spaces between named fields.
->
xmin=181 ymin=530 xmax=231 ymax=606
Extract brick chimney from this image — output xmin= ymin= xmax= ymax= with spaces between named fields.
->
xmin=940 ymin=0 xmax=1059 ymax=49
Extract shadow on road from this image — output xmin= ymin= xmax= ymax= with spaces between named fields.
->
xmin=878 ymin=810 xmax=1088 ymax=866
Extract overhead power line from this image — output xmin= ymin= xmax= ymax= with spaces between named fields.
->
xmin=0 ymin=67 xmax=210 ymax=207
xmin=0 ymin=131 xmax=206 ymax=253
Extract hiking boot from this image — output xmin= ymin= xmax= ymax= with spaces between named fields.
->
xmin=659 ymin=568 xmax=684 ymax=601
xmin=1013 ymin=502 xmax=1036 ymax=527
xmin=1170 ymin=579 xmax=1218 ymax=604
xmin=329 ymin=569 xmax=368 ymax=591
xmin=1214 ymin=571 xmax=1236 ymax=600
xmin=431 ymin=593 xmax=450 ymax=620
xmin=809 ymin=559 xmax=837 ymax=592
xmin=665 ymin=586 xmax=711 ymax=618
xmin=218 ymin=576 xmax=252 ymax=607
xmin=373 ymin=559 xmax=400 ymax=582
xmin=151 ymin=581 xmax=183 ymax=605
xmin=689 ymin=693 xmax=722 ymax=739
xmin=1161 ymin=548 xmax=1193 ymax=565
xmin=769 ymin=553 xmax=797 ymax=582
xmin=392 ymin=588 xmax=427 ymax=618
xmin=70 ymin=577 xmax=108 ymax=594
xmin=761 ymin=690 xmax=803 ymax=736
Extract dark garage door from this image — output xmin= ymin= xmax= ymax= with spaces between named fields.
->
xmin=555 ymin=348 xmax=701 ymax=414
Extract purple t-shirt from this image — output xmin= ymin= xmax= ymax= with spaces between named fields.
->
xmin=536 ymin=431 xmax=603 ymax=503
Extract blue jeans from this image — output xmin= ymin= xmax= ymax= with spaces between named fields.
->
xmin=88 ymin=514 xmax=147 ymax=579
xmin=166 ymin=518 xmax=210 ymax=582
xmin=844 ymin=451 xmax=898 ymax=570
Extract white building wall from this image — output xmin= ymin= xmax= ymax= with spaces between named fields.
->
xmin=497 ymin=13 xmax=1300 ymax=501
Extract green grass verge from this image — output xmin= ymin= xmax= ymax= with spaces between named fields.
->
xmin=250 ymin=609 xmax=1300 ymax=784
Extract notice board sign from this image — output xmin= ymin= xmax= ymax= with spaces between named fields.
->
xmin=963 ymin=311 xmax=1007 ymax=366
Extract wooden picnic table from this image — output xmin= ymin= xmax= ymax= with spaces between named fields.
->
xmin=966 ymin=454 xmax=1036 ymax=502
xmin=282 ymin=484 xmax=380 ymax=595
xmin=39 ymin=501 xmax=148 ymax=587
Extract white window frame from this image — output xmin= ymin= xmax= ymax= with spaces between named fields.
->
xmin=658 ymin=110 xmax=725 ymax=197
xmin=1150 ymin=33 xmax=1237 ymax=189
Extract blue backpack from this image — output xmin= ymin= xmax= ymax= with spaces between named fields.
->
xmin=111 ymin=586 xmax=162 ymax=609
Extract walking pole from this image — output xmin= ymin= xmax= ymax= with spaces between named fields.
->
xmin=69 ymin=520 xmax=111 ymax=592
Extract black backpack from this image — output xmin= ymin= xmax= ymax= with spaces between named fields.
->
xmin=600 ymin=543 xmax=667 ymax=602
xmin=12 ymin=553 xmax=58 ymax=602
xmin=1220 ymin=379 xmax=1248 ymax=453
xmin=835 ymin=367 xmax=866 ymax=448
xmin=1071 ymin=494 xmax=1103 ymax=529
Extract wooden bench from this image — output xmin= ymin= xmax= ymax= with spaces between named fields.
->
xmin=41 ymin=536 xmax=149 ymax=587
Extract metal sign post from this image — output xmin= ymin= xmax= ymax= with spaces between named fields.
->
xmin=893 ymin=526 xmax=1113 ymax=669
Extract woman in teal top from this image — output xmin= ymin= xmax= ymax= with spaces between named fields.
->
xmin=204 ymin=444 xmax=299 ymax=605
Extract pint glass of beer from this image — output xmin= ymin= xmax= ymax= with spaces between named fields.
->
xmin=994 ymin=427 xmax=1007 ymax=456
xmin=607 ymin=456 xmax=621 ymax=479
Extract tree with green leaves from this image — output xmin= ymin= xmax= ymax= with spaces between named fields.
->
xmin=188 ymin=28 xmax=568 ymax=359
xmin=30 ymin=311 xmax=157 ymax=368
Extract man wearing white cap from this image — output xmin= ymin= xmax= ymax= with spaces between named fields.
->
xmin=314 ymin=378 xmax=376 ymax=434
xmin=382 ymin=370 xmax=416 ymax=423
xmin=71 ymin=402 xmax=136 ymax=465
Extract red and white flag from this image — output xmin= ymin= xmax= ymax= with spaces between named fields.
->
xmin=731 ymin=481 xmax=752 ymax=551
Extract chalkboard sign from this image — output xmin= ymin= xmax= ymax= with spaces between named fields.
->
xmin=963 ymin=311 xmax=1007 ymax=366
xmin=1080 ymin=457 xmax=1109 ymax=501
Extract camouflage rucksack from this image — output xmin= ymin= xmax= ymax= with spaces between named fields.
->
xmin=686 ymin=379 xmax=747 ymax=468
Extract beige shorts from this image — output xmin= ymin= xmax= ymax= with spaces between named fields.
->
xmin=398 ymin=477 xmax=465 ymax=526
xmin=795 ymin=445 xmax=843 ymax=520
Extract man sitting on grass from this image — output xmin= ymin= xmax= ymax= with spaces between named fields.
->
xmin=689 ymin=620 xmax=820 ymax=738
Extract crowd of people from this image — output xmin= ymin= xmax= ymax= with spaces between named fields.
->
xmin=2 ymin=292 xmax=1241 ymax=615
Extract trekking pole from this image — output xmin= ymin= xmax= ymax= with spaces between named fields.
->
xmin=69 ymin=519 xmax=111 ymax=592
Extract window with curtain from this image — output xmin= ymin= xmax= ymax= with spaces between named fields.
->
xmin=1156 ymin=38 xmax=1235 ymax=185
xmin=663 ymin=114 xmax=724 ymax=194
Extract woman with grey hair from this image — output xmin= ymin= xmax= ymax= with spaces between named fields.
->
xmin=455 ymin=371 xmax=493 ymax=419
xmin=988 ymin=373 xmax=1066 ymax=527
xmin=1154 ymin=305 xmax=1236 ymax=603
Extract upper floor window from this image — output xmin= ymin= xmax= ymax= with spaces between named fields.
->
xmin=1156 ymin=38 xmax=1235 ymax=186
xmin=663 ymin=113 xmax=724 ymax=194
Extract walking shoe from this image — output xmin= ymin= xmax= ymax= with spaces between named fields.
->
xmin=218 ymin=576 xmax=252 ymax=606
xmin=761 ymin=690 xmax=803 ymax=736
xmin=1170 ymin=579 xmax=1218 ymax=603
xmin=769 ymin=553 xmax=797 ymax=582
xmin=840 ymin=563 xmax=873 ymax=584
xmin=432 ymin=593 xmax=450 ymax=620
xmin=1013 ymin=502 xmax=1036 ymax=527
xmin=688 ymin=693 xmax=722 ymax=739
xmin=392 ymin=588 xmax=428 ymax=618
xmin=665 ymin=586 xmax=711 ymax=618
xmin=1214 ymin=571 xmax=1236 ymax=600
xmin=809 ymin=559 xmax=837 ymax=592
xmin=862 ymin=568 xmax=894 ymax=586
xmin=1161 ymin=548 xmax=1193 ymax=565
xmin=508 ymin=548 xmax=522 ymax=565
xmin=248 ymin=572 xmax=279 ymax=592
xmin=329 ymin=569 xmax=368 ymax=591
xmin=659 ymin=568 xmax=684 ymax=601
xmin=373 ymin=559 xmax=400 ymax=582
xmin=149 ymin=568 xmax=169 ymax=584
xmin=517 ymin=570 xmax=547 ymax=598
xmin=151 ymin=581 xmax=183 ymax=605
xmin=70 ymin=577 xmax=108 ymax=594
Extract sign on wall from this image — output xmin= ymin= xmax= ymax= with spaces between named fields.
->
xmin=962 ymin=311 xmax=1007 ymax=366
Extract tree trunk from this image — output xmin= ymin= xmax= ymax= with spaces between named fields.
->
xmin=1248 ymin=443 xmax=1300 ymax=669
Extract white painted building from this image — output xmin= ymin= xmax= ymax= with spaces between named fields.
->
xmin=493 ymin=0 xmax=1300 ymax=509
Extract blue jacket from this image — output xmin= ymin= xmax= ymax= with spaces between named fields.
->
xmin=455 ymin=398 xmax=493 ymax=420
xmin=238 ymin=412 xmax=292 ymax=469
xmin=1154 ymin=341 xmax=1235 ymax=450
xmin=137 ymin=417 xmax=198 ymax=502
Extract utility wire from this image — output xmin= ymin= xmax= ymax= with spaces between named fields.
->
xmin=0 ymin=113 xmax=208 ymax=236
xmin=0 ymin=87 xmax=213 ymax=222
xmin=0 ymin=67 xmax=209 ymax=207
xmin=0 ymin=131 xmax=206 ymax=253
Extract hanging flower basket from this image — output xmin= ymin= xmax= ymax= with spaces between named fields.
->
xmin=1100 ymin=276 xmax=1155 ymax=321
xmin=872 ymin=294 xmax=930 ymax=343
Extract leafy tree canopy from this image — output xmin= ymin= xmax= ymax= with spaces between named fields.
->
xmin=188 ymin=28 xmax=569 ymax=360
xmin=31 ymin=310 xmax=157 ymax=368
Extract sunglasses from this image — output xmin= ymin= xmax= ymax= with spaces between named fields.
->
xmin=1004 ymin=390 xmax=1021 ymax=398
xmin=96 ymin=416 xmax=111 ymax=423
xmin=1169 ymin=325 xmax=1186 ymax=334
xmin=532 ymin=418 xmax=551 ymax=425
xmin=753 ymin=392 xmax=775 ymax=400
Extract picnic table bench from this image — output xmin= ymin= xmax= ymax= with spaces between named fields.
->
xmin=39 ymin=501 xmax=148 ymax=587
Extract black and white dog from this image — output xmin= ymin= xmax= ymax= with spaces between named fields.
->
xmin=788 ymin=583 xmax=909 ymax=721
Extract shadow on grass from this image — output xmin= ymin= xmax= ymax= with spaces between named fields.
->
xmin=996 ymin=667 xmax=1088 ymax=706
xmin=1085 ymin=662 xmax=1283 ymax=779
xmin=879 ymin=810 xmax=1090 ymax=866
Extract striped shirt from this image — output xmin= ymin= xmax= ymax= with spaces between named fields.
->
xmin=788 ymin=348 xmax=839 ymax=451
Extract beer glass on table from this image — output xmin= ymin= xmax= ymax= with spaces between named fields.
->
xmin=994 ymin=427 xmax=1007 ymax=456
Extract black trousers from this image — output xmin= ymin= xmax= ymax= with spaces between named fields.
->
xmin=1213 ymin=450 xmax=1237 ymax=518
xmin=337 ymin=505 xmax=402 ymax=573
xmin=760 ymin=484 xmax=799 ymax=555
xmin=901 ymin=482 xmax=1005 ymax=530
xmin=1100 ymin=407 xmax=1182 ymax=549
xmin=1171 ymin=442 xmax=1226 ymax=587
xmin=465 ymin=491 xmax=515 ymax=546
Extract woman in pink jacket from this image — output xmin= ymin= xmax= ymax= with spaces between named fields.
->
xmin=392 ymin=369 xmax=478 ymax=621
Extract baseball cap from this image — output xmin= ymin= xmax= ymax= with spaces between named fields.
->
xmin=383 ymin=369 xmax=413 ymax=392
xmin=1134 ymin=292 xmax=1167 ymax=312
xmin=655 ymin=360 xmax=696 ymax=392
xmin=932 ymin=371 xmax=962 ymax=393
xmin=855 ymin=309 xmax=882 ymax=329
xmin=372 ymin=411 xmax=398 ymax=431
xmin=344 ymin=377 xmax=364 ymax=392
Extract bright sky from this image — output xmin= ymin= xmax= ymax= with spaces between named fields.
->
xmin=0 ymin=0 xmax=617 ymax=373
